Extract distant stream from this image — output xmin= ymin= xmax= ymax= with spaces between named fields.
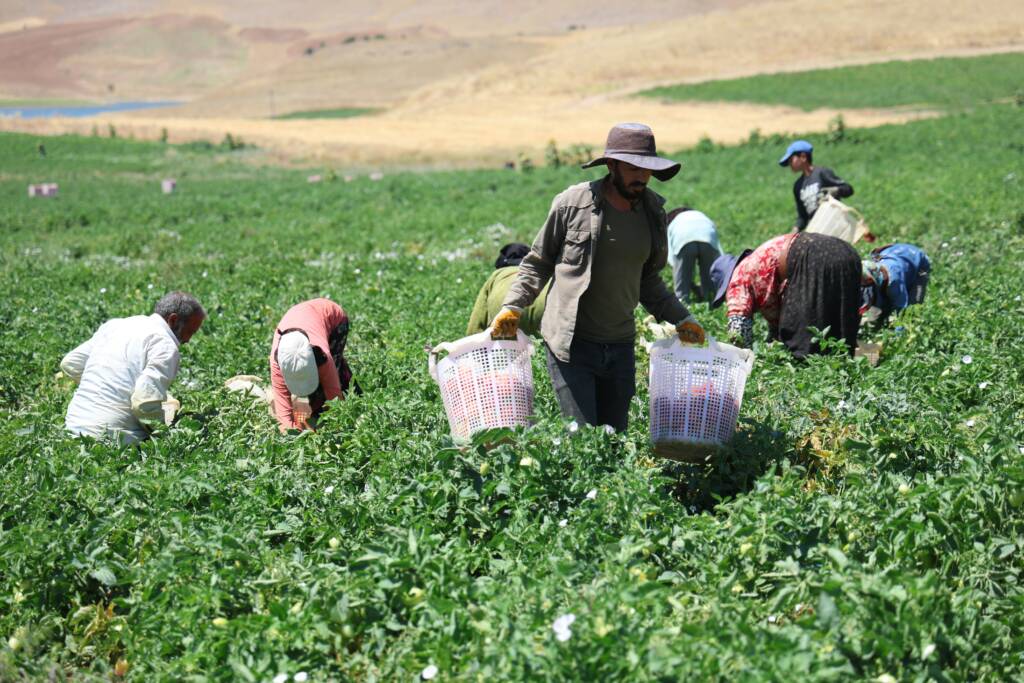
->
xmin=0 ymin=101 xmax=181 ymax=118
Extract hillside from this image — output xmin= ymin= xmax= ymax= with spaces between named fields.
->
xmin=0 ymin=0 xmax=1021 ymax=165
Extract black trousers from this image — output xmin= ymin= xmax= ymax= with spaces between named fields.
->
xmin=545 ymin=338 xmax=635 ymax=432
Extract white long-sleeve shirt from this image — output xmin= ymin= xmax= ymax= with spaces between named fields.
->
xmin=61 ymin=313 xmax=181 ymax=445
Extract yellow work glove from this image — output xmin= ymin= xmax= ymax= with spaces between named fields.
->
xmin=676 ymin=314 xmax=706 ymax=345
xmin=491 ymin=307 xmax=522 ymax=339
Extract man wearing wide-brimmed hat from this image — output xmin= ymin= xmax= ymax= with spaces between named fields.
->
xmin=491 ymin=123 xmax=705 ymax=432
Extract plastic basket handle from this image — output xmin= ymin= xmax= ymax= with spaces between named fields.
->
xmin=428 ymin=328 xmax=533 ymax=381
xmin=655 ymin=334 xmax=755 ymax=373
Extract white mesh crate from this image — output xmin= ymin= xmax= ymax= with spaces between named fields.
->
xmin=428 ymin=329 xmax=535 ymax=442
xmin=649 ymin=336 xmax=755 ymax=461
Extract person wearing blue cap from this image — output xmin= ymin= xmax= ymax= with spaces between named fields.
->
xmin=779 ymin=140 xmax=854 ymax=231
xmin=860 ymin=243 xmax=931 ymax=327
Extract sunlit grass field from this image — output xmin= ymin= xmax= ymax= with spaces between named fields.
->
xmin=1 ymin=87 xmax=1022 ymax=680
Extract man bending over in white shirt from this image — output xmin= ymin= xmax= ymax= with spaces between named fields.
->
xmin=60 ymin=291 xmax=206 ymax=445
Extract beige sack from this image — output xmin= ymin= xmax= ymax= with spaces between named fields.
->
xmin=806 ymin=195 xmax=869 ymax=244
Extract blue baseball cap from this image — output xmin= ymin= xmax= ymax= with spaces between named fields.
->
xmin=778 ymin=139 xmax=813 ymax=167
xmin=710 ymin=249 xmax=753 ymax=308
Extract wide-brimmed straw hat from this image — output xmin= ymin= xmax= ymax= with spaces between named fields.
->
xmin=710 ymin=249 xmax=753 ymax=308
xmin=581 ymin=123 xmax=681 ymax=182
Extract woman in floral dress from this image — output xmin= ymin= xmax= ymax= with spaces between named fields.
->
xmin=709 ymin=232 xmax=861 ymax=359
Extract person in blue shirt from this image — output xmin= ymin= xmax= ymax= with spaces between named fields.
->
xmin=860 ymin=243 xmax=931 ymax=326
xmin=666 ymin=206 xmax=723 ymax=302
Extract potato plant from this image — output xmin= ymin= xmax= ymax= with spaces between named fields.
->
xmin=0 ymin=101 xmax=1022 ymax=681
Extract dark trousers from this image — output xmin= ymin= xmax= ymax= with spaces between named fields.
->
xmin=545 ymin=338 xmax=635 ymax=432
xmin=675 ymin=241 xmax=720 ymax=302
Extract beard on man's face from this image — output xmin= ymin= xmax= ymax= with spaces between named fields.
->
xmin=170 ymin=319 xmax=186 ymax=342
xmin=611 ymin=166 xmax=646 ymax=201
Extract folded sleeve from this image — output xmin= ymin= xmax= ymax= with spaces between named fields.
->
xmin=60 ymin=337 xmax=95 ymax=382
xmin=503 ymin=199 xmax=563 ymax=310
xmin=270 ymin=361 xmax=296 ymax=431
xmin=821 ymin=167 xmax=854 ymax=198
xmin=130 ymin=336 xmax=180 ymax=421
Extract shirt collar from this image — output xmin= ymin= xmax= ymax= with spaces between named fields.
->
xmin=150 ymin=313 xmax=180 ymax=348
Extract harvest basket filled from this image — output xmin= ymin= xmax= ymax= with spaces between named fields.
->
xmin=648 ymin=337 xmax=755 ymax=462
xmin=428 ymin=329 xmax=535 ymax=442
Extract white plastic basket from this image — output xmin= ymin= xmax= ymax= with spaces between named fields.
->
xmin=428 ymin=329 xmax=535 ymax=442
xmin=649 ymin=336 xmax=755 ymax=461
xmin=806 ymin=195 xmax=869 ymax=244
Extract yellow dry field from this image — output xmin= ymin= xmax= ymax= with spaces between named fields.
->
xmin=1 ymin=0 xmax=1021 ymax=167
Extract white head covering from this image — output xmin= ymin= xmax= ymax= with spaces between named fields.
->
xmin=277 ymin=331 xmax=318 ymax=397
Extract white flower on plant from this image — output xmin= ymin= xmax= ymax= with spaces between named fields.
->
xmin=978 ymin=381 xmax=989 ymax=390
xmin=965 ymin=419 xmax=975 ymax=427
xmin=273 ymin=674 xmax=288 ymax=683
xmin=941 ymin=242 xmax=949 ymax=249
xmin=202 ymin=270 xmax=208 ymax=278
xmin=558 ymin=519 xmax=568 ymax=527
xmin=567 ymin=420 xmax=579 ymax=433
xmin=961 ymin=355 xmax=972 ymax=365
xmin=354 ymin=268 xmax=361 ymax=275
xmin=585 ymin=489 xmax=597 ymax=500
xmin=519 ymin=456 xmax=536 ymax=468
xmin=603 ymin=424 xmax=615 ymax=435
xmin=552 ymin=437 xmax=561 ymax=446
xmin=324 ymin=485 xmax=334 ymax=495
xmin=767 ymin=615 xmax=777 ymax=623
xmin=552 ymin=613 xmax=576 ymax=642
xmin=147 ymin=283 xmax=154 ymax=289
xmin=922 ymin=643 xmax=936 ymax=659
xmin=456 ymin=278 xmax=463 ymax=284
xmin=293 ymin=673 xmax=308 ymax=683
xmin=100 ymin=287 xmax=107 ymax=294
xmin=421 ymin=664 xmax=438 ymax=680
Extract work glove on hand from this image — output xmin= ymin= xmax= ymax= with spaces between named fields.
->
xmin=676 ymin=314 xmax=706 ymax=345
xmin=490 ymin=307 xmax=522 ymax=339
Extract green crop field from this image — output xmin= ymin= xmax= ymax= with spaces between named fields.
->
xmin=1 ymin=95 xmax=1023 ymax=680
xmin=639 ymin=52 xmax=1024 ymax=110
xmin=273 ymin=107 xmax=380 ymax=120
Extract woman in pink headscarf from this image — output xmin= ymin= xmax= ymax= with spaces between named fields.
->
xmin=269 ymin=298 xmax=354 ymax=431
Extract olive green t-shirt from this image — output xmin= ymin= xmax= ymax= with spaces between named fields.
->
xmin=574 ymin=202 xmax=652 ymax=343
